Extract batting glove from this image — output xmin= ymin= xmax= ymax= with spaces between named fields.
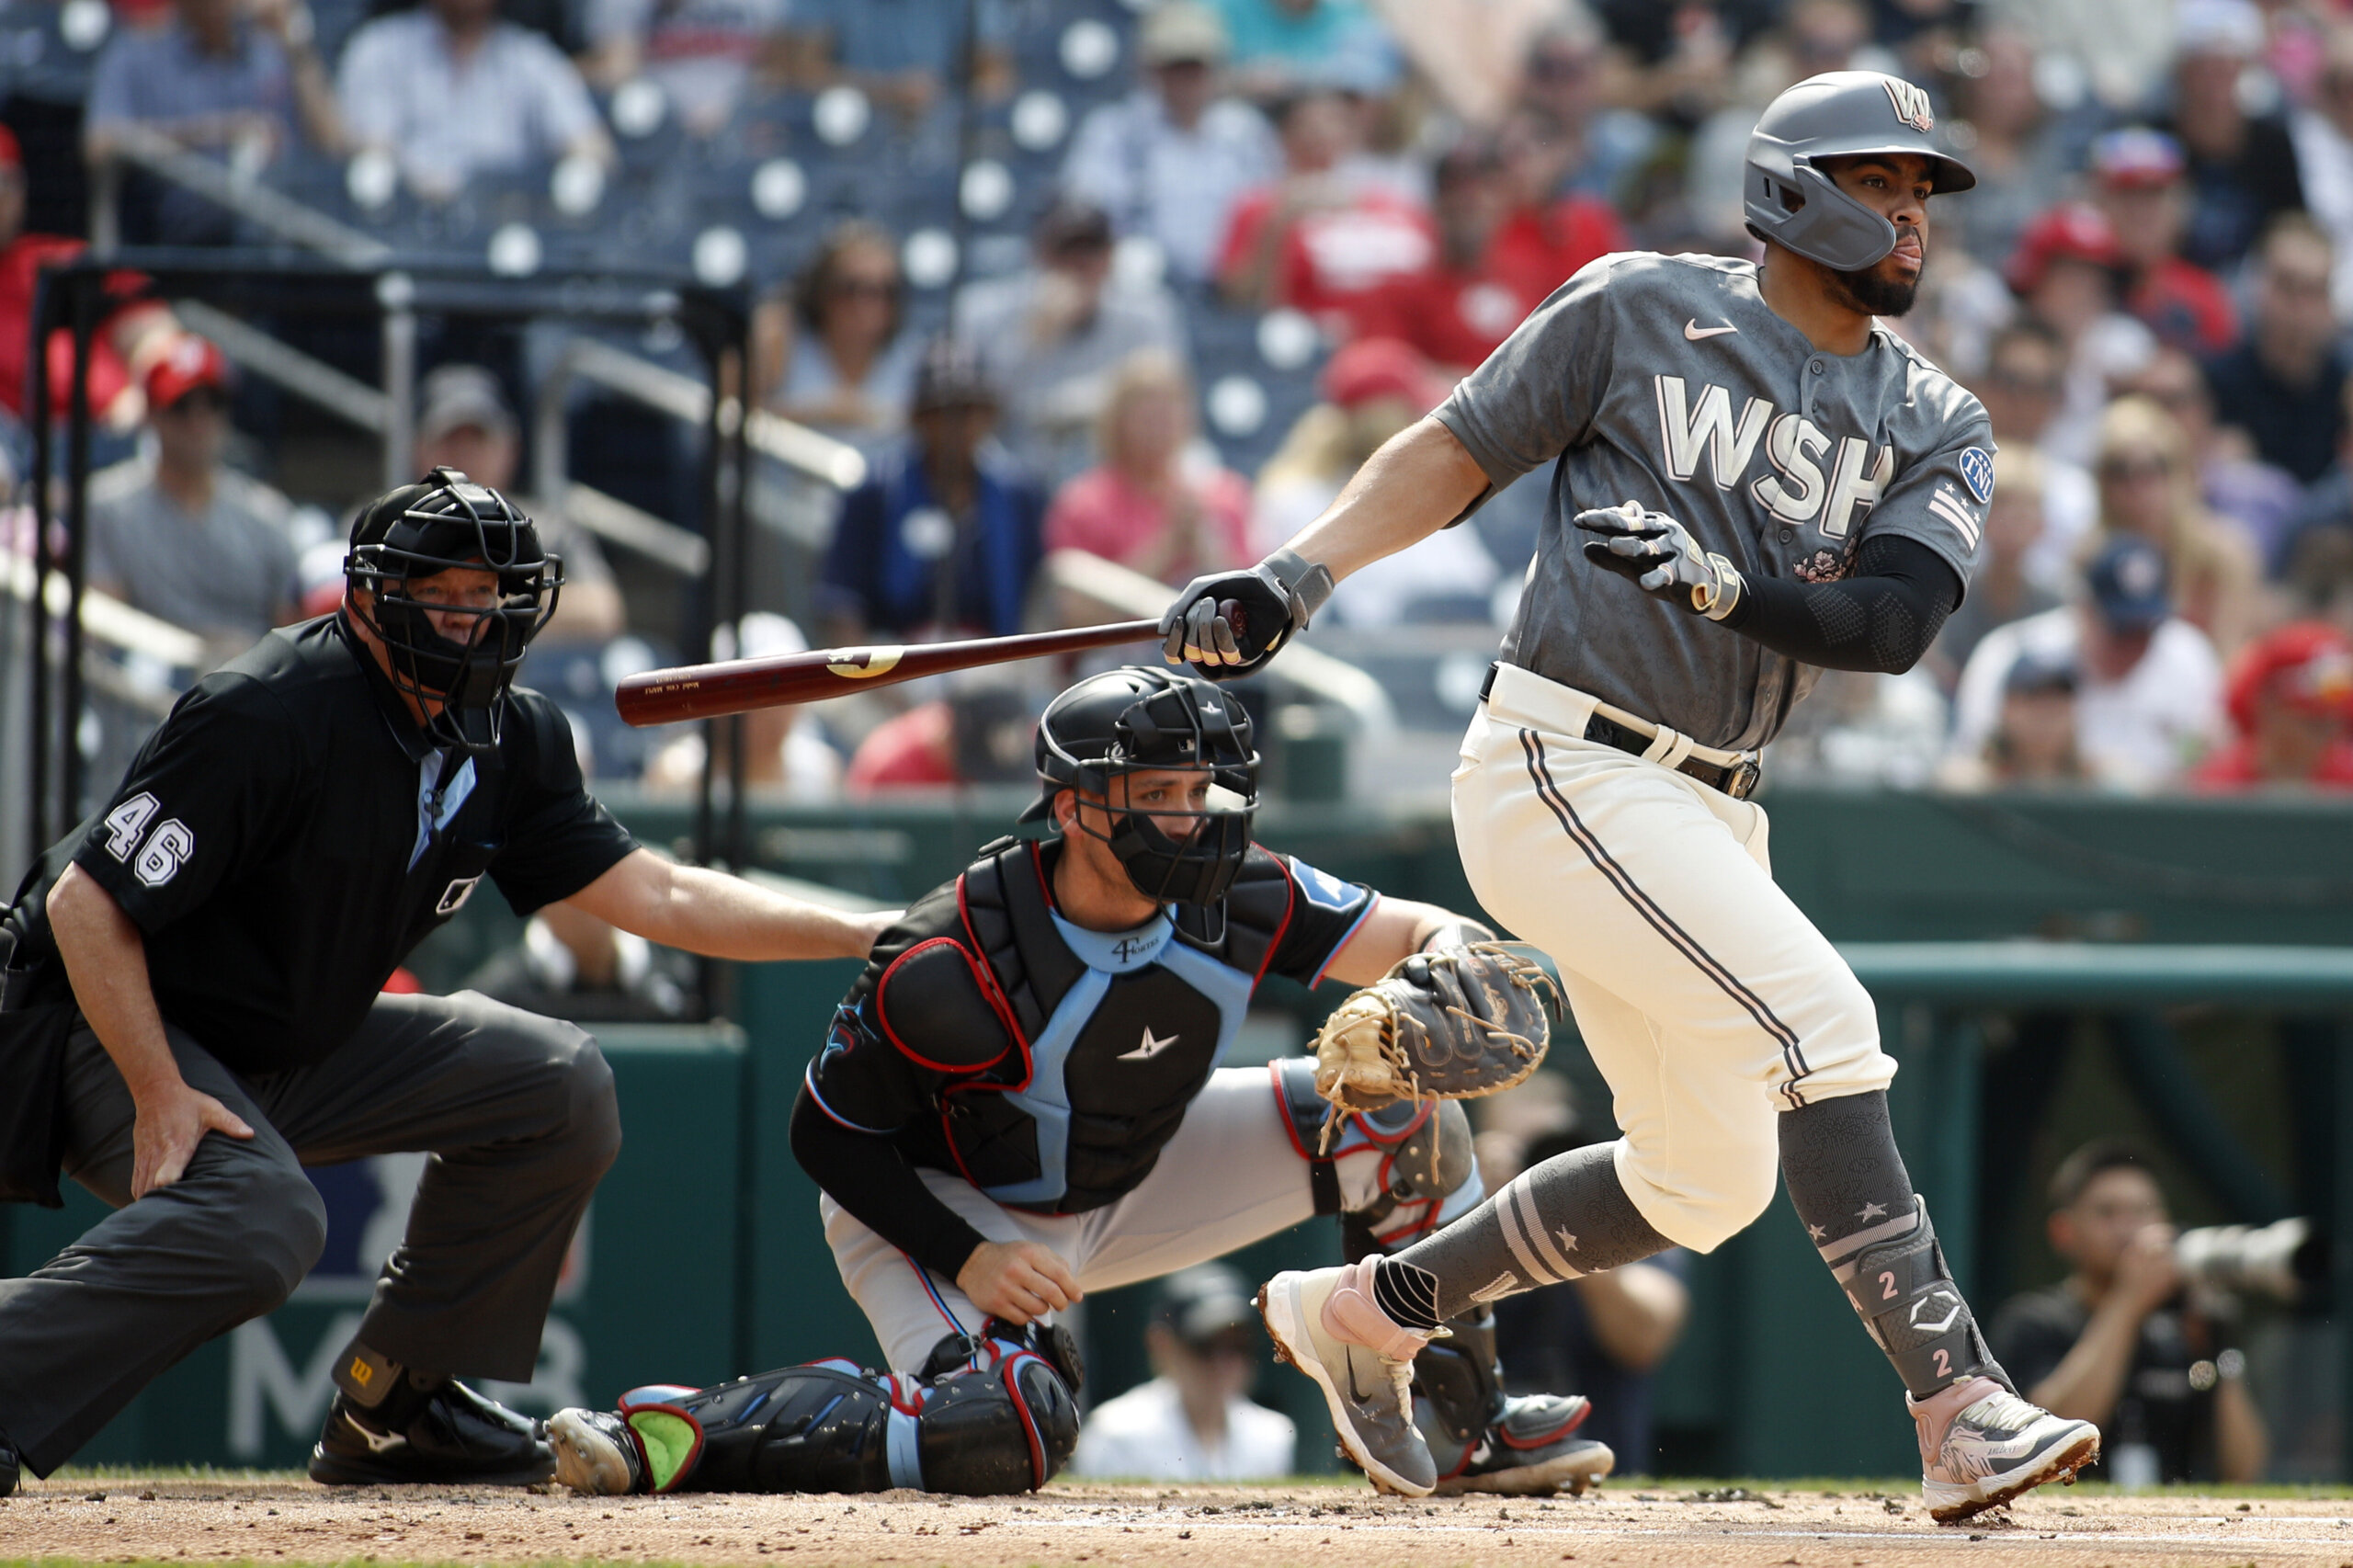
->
xmin=1159 ymin=548 xmax=1336 ymax=678
xmin=1574 ymin=501 xmax=1746 ymax=621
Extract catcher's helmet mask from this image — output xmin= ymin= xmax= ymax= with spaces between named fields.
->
xmin=1744 ymin=70 xmax=1975 ymax=274
xmin=345 ymin=465 xmax=563 ymax=755
xmin=1019 ymin=666 xmax=1258 ymax=908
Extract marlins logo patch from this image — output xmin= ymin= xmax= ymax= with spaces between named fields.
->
xmin=1882 ymin=77 xmax=1934 ymax=135
xmin=1291 ymin=858 xmax=1361 ymax=912
xmin=1958 ymin=446 xmax=1995 ymax=504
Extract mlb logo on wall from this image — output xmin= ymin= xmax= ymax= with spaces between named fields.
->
xmin=1883 ymin=78 xmax=1934 ymax=134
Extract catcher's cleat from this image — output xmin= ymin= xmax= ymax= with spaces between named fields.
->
xmin=0 ymin=1430 xmax=18 ymax=1497
xmin=1257 ymin=1260 xmax=1438 ymax=1496
xmin=1911 ymin=1376 xmax=2099 ymax=1524
xmin=309 ymin=1379 xmax=553 ymax=1487
xmin=1428 ymin=1393 xmax=1615 ymax=1496
xmin=548 ymin=1409 xmax=648 ymax=1495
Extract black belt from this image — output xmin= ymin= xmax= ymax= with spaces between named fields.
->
xmin=1480 ymin=664 xmax=1762 ymax=801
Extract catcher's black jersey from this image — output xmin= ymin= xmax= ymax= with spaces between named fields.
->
xmin=3 ymin=615 xmax=638 ymax=1074
xmin=804 ymin=838 xmax=1376 ymax=1213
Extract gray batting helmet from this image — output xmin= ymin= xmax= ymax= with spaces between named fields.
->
xmin=1744 ymin=71 xmax=1975 ymax=272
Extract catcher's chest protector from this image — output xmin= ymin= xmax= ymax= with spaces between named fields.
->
xmin=881 ymin=840 xmax=1292 ymax=1212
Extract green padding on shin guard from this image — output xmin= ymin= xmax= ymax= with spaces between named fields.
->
xmin=626 ymin=1411 xmax=700 ymax=1492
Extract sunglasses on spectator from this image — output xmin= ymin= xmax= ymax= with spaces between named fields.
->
xmin=1991 ymin=369 xmax=2061 ymax=396
xmin=158 ymin=389 xmax=230 ymax=416
xmin=1529 ymin=51 xmax=1592 ymax=80
xmin=830 ymin=276 xmax=896 ymax=299
xmin=2098 ymin=454 xmax=2169 ymax=482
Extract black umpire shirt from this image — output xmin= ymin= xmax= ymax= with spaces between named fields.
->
xmin=4 ymin=614 xmax=638 ymax=1075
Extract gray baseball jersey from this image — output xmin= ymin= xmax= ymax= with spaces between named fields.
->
xmin=1435 ymin=250 xmax=1994 ymax=752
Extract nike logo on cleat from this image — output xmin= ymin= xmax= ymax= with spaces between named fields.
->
xmin=1684 ymin=320 xmax=1739 ymax=340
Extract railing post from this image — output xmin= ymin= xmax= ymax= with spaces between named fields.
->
xmin=378 ymin=271 xmax=416 ymax=486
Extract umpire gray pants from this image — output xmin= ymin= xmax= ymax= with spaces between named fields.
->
xmin=0 ymin=990 xmax=621 ymax=1475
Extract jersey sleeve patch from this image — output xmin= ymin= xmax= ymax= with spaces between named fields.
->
xmin=875 ymin=937 xmax=1015 ymax=1073
xmin=1290 ymin=858 xmax=1365 ymax=914
xmin=1958 ymin=447 xmax=1995 ymax=504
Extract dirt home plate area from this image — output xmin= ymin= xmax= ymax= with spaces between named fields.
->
xmin=11 ymin=1478 xmax=2353 ymax=1568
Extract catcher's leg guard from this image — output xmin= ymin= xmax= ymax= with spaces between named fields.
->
xmin=1825 ymin=1199 xmax=2007 ymax=1398
xmin=566 ymin=1325 xmax=1081 ymax=1496
xmin=1274 ymin=1057 xmax=1479 ymax=1244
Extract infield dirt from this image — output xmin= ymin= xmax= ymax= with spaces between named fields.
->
xmin=6 ymin=1474 xmax=2353 ymax=1567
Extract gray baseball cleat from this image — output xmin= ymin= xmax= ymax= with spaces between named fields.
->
xmin=1910 ymin=1376 xmax=2100 ymax=1523
xmin=547 ymin=1408 xmax=648 ymax=1495
xmin=1257 ymin=1259 xmax=1438 ymax=1496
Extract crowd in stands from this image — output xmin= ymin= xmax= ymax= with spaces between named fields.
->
xmin=12 ymin=0 xmax=2353 ymax=795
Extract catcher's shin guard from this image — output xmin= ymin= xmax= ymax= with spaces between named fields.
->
xmin=1275 ymin=1058 xmax=1478 ymax=1242
xmin=1407 ymin=1308 xmax=1609 ymax=1495
xmin=597 ymin=1326 xmax=1081 ymax=1495
xmin=1826 ymin=1199 xmax=2006 ymax=1397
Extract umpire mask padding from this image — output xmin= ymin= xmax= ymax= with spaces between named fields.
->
xmin=345 ymin=467 xmax=563 ymax=753
xmin=1025 ymin=666 xmax=1258 ymax=907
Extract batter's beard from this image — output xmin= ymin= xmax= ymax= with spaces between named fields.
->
xmin=1830 ymin=231 xmax=1924 ymax=317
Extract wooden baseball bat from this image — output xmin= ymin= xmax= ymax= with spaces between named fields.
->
xmin=614 ymin=619 xmax=1164 ymax=726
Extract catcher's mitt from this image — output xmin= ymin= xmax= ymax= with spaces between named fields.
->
xmin=1312 ymin=942 xmax=1563 ymax=1138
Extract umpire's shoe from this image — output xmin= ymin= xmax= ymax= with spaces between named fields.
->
xmin=311 ymin=1378 xmax=554 ymax=1487
xmin=1430 ymin=1394 xmax=1615 ymax=1496
xmin=1911 ymin=1377 xmax=2099 ymax=1524
xmin=1257 ymin=1260 xmax=1438 ymax=1496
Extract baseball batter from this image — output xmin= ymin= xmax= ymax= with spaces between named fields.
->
xmin=1160 ymin=72 xmax=2102 ymax=1520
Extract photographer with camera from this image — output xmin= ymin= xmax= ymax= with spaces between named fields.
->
xmin=1988 ymin=1141 xmax=2269 ymax=1485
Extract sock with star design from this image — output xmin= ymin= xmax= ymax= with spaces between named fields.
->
xmin=1781 ymin=1090 xmax=2010 ymax=1399
xmin=1377 ymin=1142 xmax=1673 ymax=1323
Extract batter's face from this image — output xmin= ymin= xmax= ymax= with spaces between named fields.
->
xmin=1818 ymin=153 xmax=1932 ymax=317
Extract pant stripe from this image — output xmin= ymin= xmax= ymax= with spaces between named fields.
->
xmin=1509 ymin=1175 xmax=1584 ymax=1279
xmin=1494 ymin=1182 xmax=1561 ymax=1286
xmin=1518 ymin=728 xmax=1813 ymax=1108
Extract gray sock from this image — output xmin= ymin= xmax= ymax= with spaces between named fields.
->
xmin=1386 ymin=1142 xmax=1672 ymax=1321
xmin=1779 ymin=1091 xmax=2008 ymax=1398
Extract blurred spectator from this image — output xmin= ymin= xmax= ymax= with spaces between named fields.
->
xmin=335 ymin=0 xmax=613 ymax=200
xmin=1488 ymin=110 xmax=1630 ymax=305
xmin=2119 ymin=347 xmax=2302 ymax=570
xmin=412 ymin=363 xmax=627 ymax=646
xmin=1972 ymin=321 xmax=2097 ymax=574
xmin=1209 ymin=0 xmax=1402 ymax=98
xmin=2161 ymin=0 xmax=2304 ymax=274
xmin=961 ymin=199 xmax=1188 ymax=488
xmin=1042 ymin=349 xmax=1250 ymax=586
xmin=84 ymin=0 xmax=345 ymax=244
xmin=2189 ymin=621 xmax=2353 ymax=790
xmin=1062 ymin=3 xmax=1280 ymax=286
xmin=844 ymin=681 xmax=1036 ymax=790
xmin=1951 ymin=537 xmax=2224 ymax=790
xmin=1925 ymin=446 xmax=2061 ymax=693
xmin=1590 ymin=0 xmax=1764 ymax=126
xmin=644 ymin=613 xmax=846 ymax=800
xmin=2290 ymin=24 xmax=2353 ymax=312
xmin=1938 ymin=649 xmax=2091 ymax=790
xmin=1478 ymin=1090 xmax=1690 ymax=1476
xmin=1684 ymin=0 xmax=1880 ymax=246
xmin=2087 ymin=129 xmax=2237 ymax=358
xmin=1215 ymin=85 xmax=1435 ymax=324
xmin=754 ymin=222 xmax=921 ymax=456
xmin=2088 ymin=396 xmax=2260 ymax=655
xmin=1989 ymin=1141 xmax=2268 ymax=1485
xmin=1508 ymin=16 xmax=1657 ymax=199
xmin=1370 ymin=2 xmax=1597 ymax=136
xmin=2280 ymin=374 xmax=2353 ymax=593
xmin=816 ymin=337 xmax=1044 ymax=642
xmin=2202 ymin=214 xmax=2347 ymax=485
xmin=460 ymin=902 xmax=692 ymax=1023
xmin=786 ymin=0 xmax=1012 ymax=117
xmin=1766 ymin=667 xmax=1949 ymax=787
xmin=581 ymin=0 xmax=790 ymax=137
xmin=87 ymin=336 xmax=298 ymax=661
xmin=0 ymin=127 xmax=180 ymax=434
xmin=1946 ymin=28 xmax=2075 ymax=272
xmin=1070 ymin=1264 xmax=1296 ymax=1481
xmin=1253 ymin=337 xmax=1498 ymax=625
xmin=2005 ymin=202 xmax=2156 ymax=469
xmin=1983 ymin=0 xmax=2174 ymax=113
xmin=1352 ymin=132 xmax=1620 ymax=371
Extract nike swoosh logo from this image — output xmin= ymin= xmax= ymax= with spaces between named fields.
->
xmin=1685 ymin=320 xmax=1739 ymax=340
xmin=1118 ymin=1027 xmax=1179 ymax=1062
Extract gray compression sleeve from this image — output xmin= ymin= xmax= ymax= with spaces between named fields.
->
xmin=1720 ymin=534 xmax=1962 ymax=675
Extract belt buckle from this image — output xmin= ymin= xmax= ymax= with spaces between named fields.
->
xmin=1724 ymin=758 xmax=1763 ymax=800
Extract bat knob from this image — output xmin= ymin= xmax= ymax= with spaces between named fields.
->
xmin=1219 ymin=597 xmax=1246 ymax=638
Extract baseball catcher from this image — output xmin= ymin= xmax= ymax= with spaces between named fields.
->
xmin=545 ymin=666 xmax=1597 ymax=1497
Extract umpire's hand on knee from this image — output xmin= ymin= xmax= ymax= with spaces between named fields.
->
xmin=956 ymin=1240 xmax=1082 ymax=1326
xmin=131 ymin=1078 xmax=255 ymax=1199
